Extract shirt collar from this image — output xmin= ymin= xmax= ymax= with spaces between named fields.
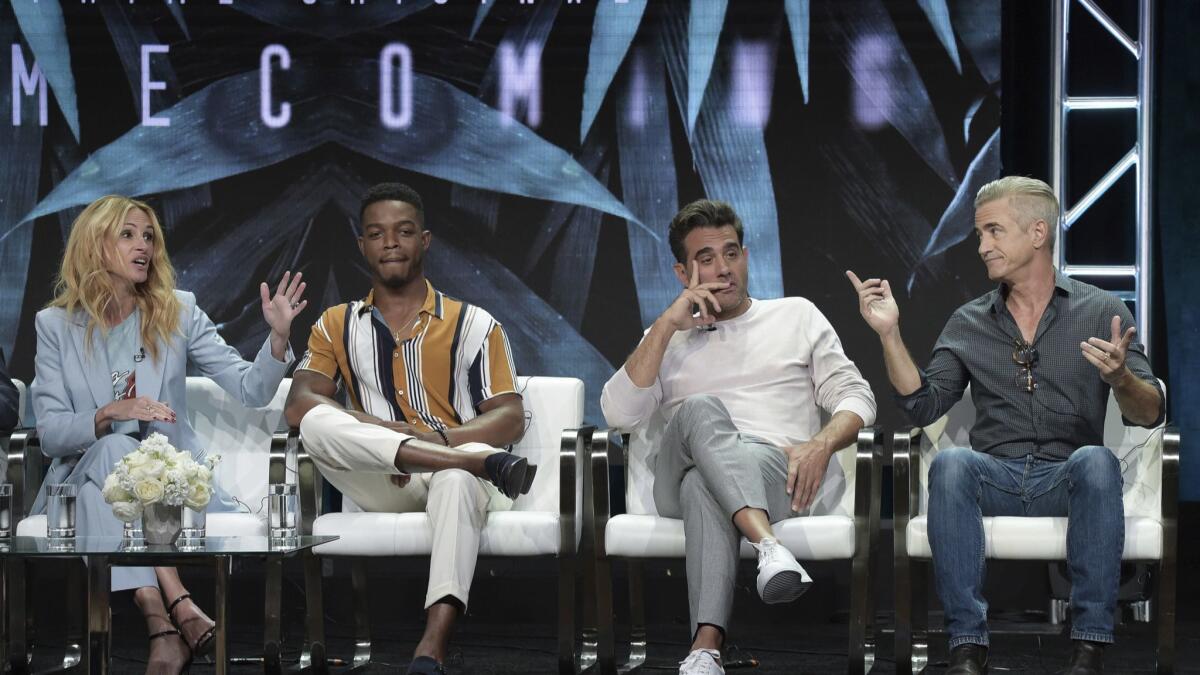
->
xmin=358 ymin=280 xmax=445 ymax=320
xmin=990 ymin=269 xmax=1072 ymax=313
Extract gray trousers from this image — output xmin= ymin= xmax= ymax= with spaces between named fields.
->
xmin=653 ymin=395 xmax=793 ymax=636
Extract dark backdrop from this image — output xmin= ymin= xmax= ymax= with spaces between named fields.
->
xmin=1 ymin=0 xmax=1001 ymax=432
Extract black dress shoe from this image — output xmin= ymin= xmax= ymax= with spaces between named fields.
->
xmin=484 ymin=452 xmax=537 ymax=499
xmin=947 ymin=643 xmax=989 ymax=674
xmin=406 ymin=656 xmax=446 ymax=674
xmin=1062 ymin=640 xmax=1104 ymax=675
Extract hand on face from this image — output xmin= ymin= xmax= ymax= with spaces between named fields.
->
xmin=661 ymin=261 xmax=730 ymax=332
xmin=1081 ymin=315 xmax=1136 ymax=386
xmin=846 ymin=270 xmax=899 ymax=337
xmin=260 ymin=271 xmax=307 ymax=338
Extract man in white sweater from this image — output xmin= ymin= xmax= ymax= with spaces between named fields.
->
xmin=600 ymin=199 xmax=877 ymax=675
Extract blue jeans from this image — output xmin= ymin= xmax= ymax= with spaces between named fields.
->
xmin=927 ymin=446 xmax=1124 ymax=647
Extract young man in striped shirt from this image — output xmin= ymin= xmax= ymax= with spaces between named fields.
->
xmin=285 ymin=183 xmax=532 ymax=675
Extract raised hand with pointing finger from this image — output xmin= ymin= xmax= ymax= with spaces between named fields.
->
xmin=845 ymin=270 xmax=900 ymax=337
xmin=1081 ymin=315 xmax=1137 ymax=386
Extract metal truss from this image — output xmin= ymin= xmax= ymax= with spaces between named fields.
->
xmin=1051 ymin=0 xmax=1155 ymax=355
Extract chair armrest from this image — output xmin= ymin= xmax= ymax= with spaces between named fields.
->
xmin=5 ymin=427 xmax=43 ymax=520
xmin=852 ymin=426 xmax=884 ymax=557
xmin=1161 ymin=425 xmax=1180 ymax=560
xmin=558 ymin=426 xmax=594 ymax=555
xmin=892 ymin=426 xmax=923 ymax=546
xmin=271 ymin=428 xmax=322 ymax=536
xmin=589 ymin=429 xmax=623 ymax=559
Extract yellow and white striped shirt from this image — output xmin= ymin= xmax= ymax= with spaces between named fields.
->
xmin=297 ymin=280 xmax=519 ymax=432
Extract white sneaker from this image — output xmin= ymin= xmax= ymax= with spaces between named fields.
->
xmin=752 ymin=537 xmax=813 ymax=604
xmin=678 ymin=648 xmax=724 ymax=675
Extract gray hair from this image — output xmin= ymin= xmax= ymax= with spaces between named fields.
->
xmin=974 ymin=176 xmax=1060 ymax=252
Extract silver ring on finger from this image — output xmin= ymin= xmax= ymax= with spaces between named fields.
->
xmin=290 ymin=302 xmax=300 ymax=310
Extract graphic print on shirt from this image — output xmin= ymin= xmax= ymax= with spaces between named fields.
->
xmin=111 ymin=368 xmax=137 ymax=401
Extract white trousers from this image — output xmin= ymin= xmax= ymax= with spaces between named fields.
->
xmin=299 ymin=404 xmax=511 ymax=609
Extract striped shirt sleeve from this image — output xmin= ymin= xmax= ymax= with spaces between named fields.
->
xmin=467 ymin=321 xmax=519 ymax=411
xmin=296 ymin=309 xmax=340 ymax=382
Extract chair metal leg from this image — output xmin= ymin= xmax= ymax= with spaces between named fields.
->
xmin=63 ymin=561 xmax=84 ymax=670
xmin=623 ymin=561 xmax=647 ymax=673
xmin=593 ymin=554 xmax=617 ymax=674
xmin=1049 ymin=598 xmax=1069 ymax=625
xmin=349 ymin=559 xmax=372 ymax=671
xmin=577 ymin=550 xmax=599 ymax=673
xmin=300 ymin=553 xmax=327 ymax=673
xmin=8 ymin=558 xmax=29 ymax=674
xmin=894 ymin=548 xmax=912 ymax=674
xmin=558 ymin=554 xmax=579 ymax=674
xmin=911 ymin=560 xmax=930 ymax=675
xmin=214 ymin=556 xmax=229 ymax=675
xmin=264 ymin=558 xmax=283 ymax=674
xmin=1156 ymin=427 xmax=1179 ymax=674
xmin=85 ymin=556 xmax=111 ymax=675
xmin=848 ymin=552 xmax=872 ymax=674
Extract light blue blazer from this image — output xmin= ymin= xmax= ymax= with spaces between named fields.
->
xmin=30 ymin=290 xmax=293 ymax=514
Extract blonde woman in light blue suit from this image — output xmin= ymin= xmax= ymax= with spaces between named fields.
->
xmin=30 ymin=195 xmax=307 ymax=675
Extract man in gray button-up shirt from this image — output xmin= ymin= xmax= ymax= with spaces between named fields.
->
xmin=848 ymin=176 xmax=1162 ymax=675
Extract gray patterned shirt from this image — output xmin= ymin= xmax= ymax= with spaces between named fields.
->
xmin=896 ymin=272 xmax=1163 ymax=460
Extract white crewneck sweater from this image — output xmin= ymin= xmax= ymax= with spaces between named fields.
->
xmin=601 ymin=297 xmax=876 ymax=448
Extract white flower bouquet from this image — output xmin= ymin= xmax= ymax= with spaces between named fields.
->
xmin=102 ymin=432 xmax=220 ymax=522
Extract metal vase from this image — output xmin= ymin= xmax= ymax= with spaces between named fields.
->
xmin=143 ymin=503 xmax=183 ymax=545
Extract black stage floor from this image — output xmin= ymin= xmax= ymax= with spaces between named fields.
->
xmin=16 ymin=508 xmax=1200 ymax=674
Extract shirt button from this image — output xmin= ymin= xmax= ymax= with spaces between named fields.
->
xmin=393 ymin=351 xmax=399 ymax=358
xmin=396 ymin=389 xmax=404 ymax=397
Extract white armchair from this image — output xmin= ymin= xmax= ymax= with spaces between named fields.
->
xmin=589 ymin=412 xmax=883 ymax=674
xmin=6 ymin=376 xmax=293 ymax=670
xmin=892 ymin=384 xmax=1179 ymax=674
xmin=290 ymin=376 xmax=594 ymax=674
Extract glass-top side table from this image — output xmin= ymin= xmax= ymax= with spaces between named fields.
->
xmin=0 ymin=535 xmax=337 ymax=675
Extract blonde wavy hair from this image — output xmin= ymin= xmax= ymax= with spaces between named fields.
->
xmin=49 ymin=195 xmax=182 ymax=362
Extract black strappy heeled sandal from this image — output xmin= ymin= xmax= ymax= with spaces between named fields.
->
xmin=165 ymin=593 xmax=216 ymax=658
xmin=148 ymin=628 xmax=193 ymax=675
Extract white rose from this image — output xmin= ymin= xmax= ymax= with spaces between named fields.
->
xmin=111 ymin=501 xmax=142 ymax=523
xmin=132 ymin=479 xmax=165 ymax=504
xmin=102 ymin=474 xmax=133 ymax=504
xmin=184 ymin=483 xmax=213 ymax=511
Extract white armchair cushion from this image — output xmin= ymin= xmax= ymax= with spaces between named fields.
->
xmin=313 ymin=510 xmax=561 ymax=556
xmin=16 ymin=514 xmax=44 ymax=536
xmin=624 ymin=412 xmax=856 ymax=519
xmin=905 ymin=515 xmax=1163 ymax=561
xmin=909 ymin=382 xmax=1167 ymax=562
xmin=605 ymin=513 xmax=858 ymax=561
xmin=612 ymin=406 xmax=861 ymax=562
xmin=185 ymin=376 xmax=289 ymax=512
xmin=315 ymin=376 xmax=585 ymax=558
xmin=917 ymin=384 xmax=1164 ymax=518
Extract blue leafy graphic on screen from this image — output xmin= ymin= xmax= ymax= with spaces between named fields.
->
xmin=580 ymin=0 xmax=649 ymax=142
xmin=917 ymin=0 xmax=963 ymax=75
xmin=908 ymin=128 xmax=1001 ymax=291
xmin=11 ymin=0 xmax=80 ymax=140
xmin=231 ymin=0 xmax=439 ymax=39
xmin=661 ymin=1 xmax=783 ymax=301
xmin=685 ymin=0 xmax=728 ymax=136
xmin=0 ymin=10 xmax=42 ymax=357
xmin=829 ymin=0 xmax=958 ymax=187
xmin=616 ymin=45 xmax=682 ymax=329
xmin=782 ymin=0 xmax=811 ymax=104
xmin=11 ymin=58 xmax=642 ymax=239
